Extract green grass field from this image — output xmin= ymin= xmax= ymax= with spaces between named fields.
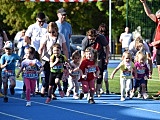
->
xmin=107 ymin=67 xmax=160 ymax=99
xmin=16 ymin=67 xmax=160 ymax=99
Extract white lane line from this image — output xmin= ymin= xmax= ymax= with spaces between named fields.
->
xmin=0 ymin=111 xmax=28 ymax=120
xmin=104 ymin=102 xmax=160 ymax=114
xmin=9 ymin=96 xmax=115 ymax=120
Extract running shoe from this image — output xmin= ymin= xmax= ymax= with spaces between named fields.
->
xmin=120 ymin=97 xmax=125 ymax=101
xmin=88 ymin=99 xmax=95 ymax=104
xmin=143 ymin=93 xmax=148 ymax=99
xmin=26 ymin=101 xmax=31 ymax=106
xmin=59 ymin=91 xmax=65 ymax=98
xmin=129 ymin=91 xmax=134 ymax=99
xmin=73 ymin=95 xmax=79 ymax=99
xmin=3 ymin=97 xmax=8 ymax=103
xmin=51 ymin=94 xmax=57 ymax=100
xmin=66 ymin=91 xmax=70 ymax=97
xmin=106 ymin=90 xmax=110 ymax=95
xmin=137 ymin=93 xmax=142 ymax=98
xmin=79 ymin=93 xmax=84 ymax=99
xmin=45 ymin=97 xmax=51 ymax=103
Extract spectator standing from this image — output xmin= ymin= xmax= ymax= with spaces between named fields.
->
xmin=14 ymin=29 xmax=26 ymax=66
xmin=1 ymin=41 xmax=20 ymax=102
xmin=119 ymin=27 xmax=133 ymax=53
xmin=38 ymin=22 xmax=69 ymax=97
xmin=98 ymin=23 xmax=110 ymax=95
xmin=56 ymin=8 xmax=72 ymax=94
xmin=0 ymin=28 xmax=8 ymax=97
xmin=81 ymin=29 xmax=109 ymax=97
xmin=25 ymin=12 xmax=48 ymax=93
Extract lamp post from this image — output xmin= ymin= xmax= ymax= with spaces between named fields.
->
xmin=126 ymin=0 xmax=128 ymax=27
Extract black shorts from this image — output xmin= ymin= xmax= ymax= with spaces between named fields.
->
xmin=156 ymin=49 xmax=160 ymax=65
xmin=49 ymin=72 xmax=63 ymax=86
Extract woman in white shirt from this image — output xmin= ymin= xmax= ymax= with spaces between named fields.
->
xmin=38 ymin=22 xmax=68 ymax=98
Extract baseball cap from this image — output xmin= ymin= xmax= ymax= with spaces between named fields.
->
xmin=57 ymin=8 xmax=67 ymax=15
xmin=4 ymin=41 xmax=13 ymax=49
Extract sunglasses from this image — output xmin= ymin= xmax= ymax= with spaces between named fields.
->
xmin=5 ymin=48 xmax=12 ymax=50
xmin=48 ymin=31 xmax=56 ymax=34
xmin=61 ymin=14 xmax=67 ymax=16
xmin=126 ymin=58 xmax=130 ymax=59
xmin=37 ymin=20 xmax=45 ymax=23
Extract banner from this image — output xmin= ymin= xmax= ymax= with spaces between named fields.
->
xmin=19 ymin=0 xmax=105 ymax=2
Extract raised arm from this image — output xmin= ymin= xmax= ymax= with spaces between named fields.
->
xmin=140 ymin=0 xmax=157 ymax=22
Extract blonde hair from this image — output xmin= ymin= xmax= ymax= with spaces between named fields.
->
xmin=121 ymin=51 xmax=132 ymax=61
xmin=135 ymin=51 xmax=147 ymax=62
xmin=83 ymin=47 xmax=98 ymax=64
xmin=135 ymin=36 xmax=144 ymax=51
xmin=47 ymin=22 xmax=58 ymax=33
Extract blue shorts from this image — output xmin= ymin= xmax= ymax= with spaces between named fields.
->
xmin=133 ymin=78 xmax=146 ymax=88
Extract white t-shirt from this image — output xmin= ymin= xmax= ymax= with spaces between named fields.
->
xmin=40 ymin=33 xmax=66 ymax=61
xmin=25 ymin=23 xmax=48 ymax=51
xmin=120 ymin=32 xmax=133 ymax=48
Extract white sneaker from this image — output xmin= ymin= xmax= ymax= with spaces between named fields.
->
xmin=100 ymin=88 xmax=104 ymax=94
xmin=66 ymin=91 xmax=70 ymax=97
xmin=73 ymin=95 xmax=79 ymax=99
xmin=26 ymin=101 xmax=31 ymax=107
xmin=120 ymin=97 xmax=125 ymax=101
xmin=129 ymin=91 xmax=134 ymax=99
xmin=143 ymin=93 xmax=148 ymax=99
xmin=137 ymin=93 xmax=142 ymax=98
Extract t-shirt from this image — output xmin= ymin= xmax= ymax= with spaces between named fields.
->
xmin=55 ymin=21 xmax=72 ymax=53
xmin=68 ymin=61 xmax=80 ymax=81
xmin=134 ymin=62 xmax=149 ymax=79
xmin=79 ymin=59 xmax=99 ymax=81
xmin=81 ymin=34 xmax=108 ymax=59
xmin=40 ymin=33 xmax=66 ymax=61
xmin=21 ymin=58 xmax=42 ymax=79
xmin=120 ymin=32 xmax=133 ymax=48
xmin=1 ymin=53 xmax=20 ymax=75
xmin=117 ymin=61 xmax=134 ymax=79
xmin=25 ymin=23 xmax=48 ymax=51
xmin=50 ymin=54 xmax=67 ymax=73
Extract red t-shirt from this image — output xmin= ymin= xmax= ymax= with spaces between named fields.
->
xmin=79 ymin=59 xmax=99 ymax=81
xmin=154 ymin=19 xmax=160 ymax=49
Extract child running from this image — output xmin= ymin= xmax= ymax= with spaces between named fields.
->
xmin=110 ymin=51 xmax=137 ymax=101
xmin=130 ymin=51 xmax=149 ymax=99
xmin=66 ymin=50 xmax=81 ymax=99
xmin=0 ymin=41 xmax=20 ymax=102
xmin=17 ymin=47 xmax=43 ymax=106
xmin=79 ymin=47 xmax=100 ymax=104
xmin=45 ymin=43 xmax=68 ymax=103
